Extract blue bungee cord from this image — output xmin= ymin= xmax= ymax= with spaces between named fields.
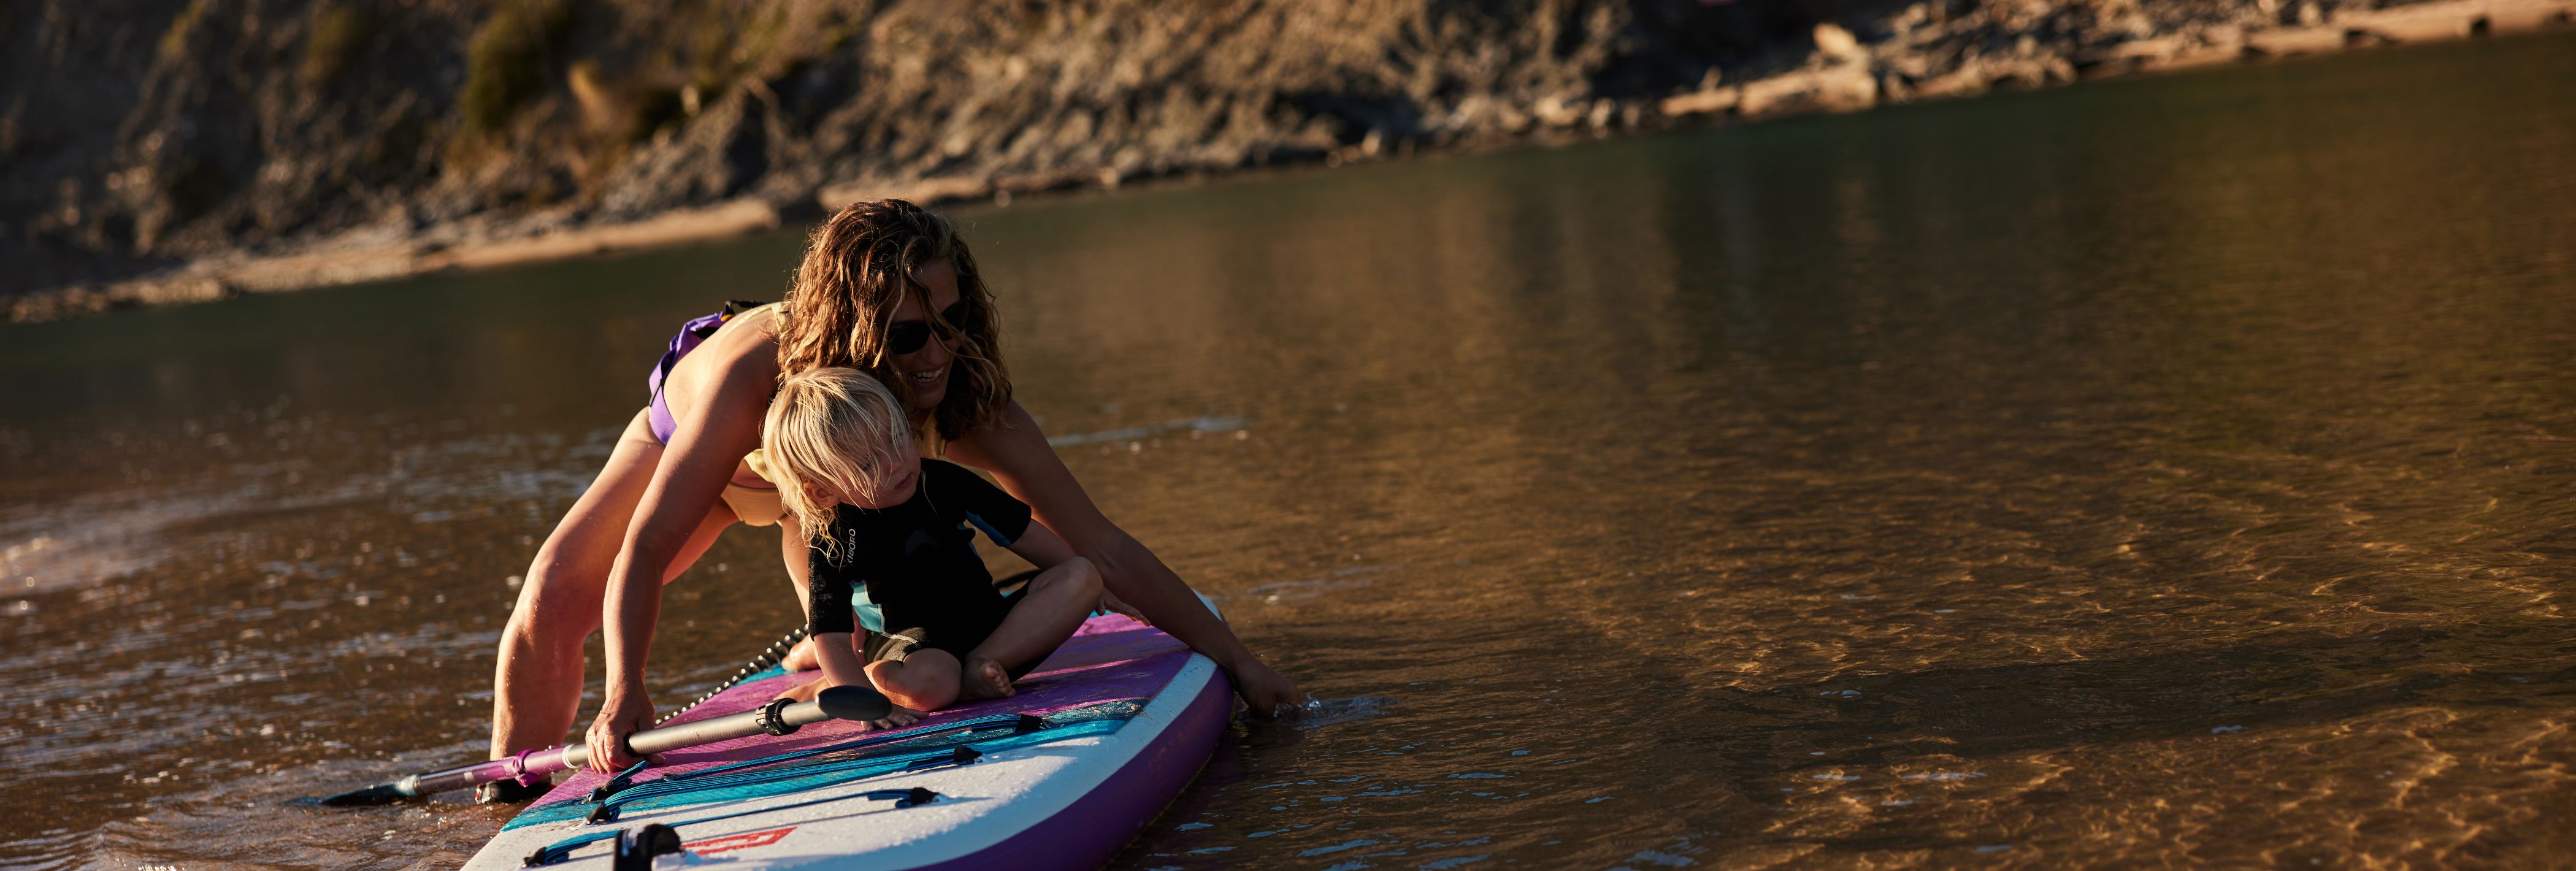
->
xmin=661 ymin=712 xmax=1045 ymax=786
xmin=577 ymin=712 xmax=1052 ymax=823
xmin=504 ymin=699 xmax=1145 ymax=834
xmin=519 ymin=706 xmax=1140 ymax=868
xmin=583 ymin=740 xmax=988 ymax=823
xmin=575 ymin=712 xmax=1042 ymax=806
xmin=523 ymin=786 xmax=941 ymax=867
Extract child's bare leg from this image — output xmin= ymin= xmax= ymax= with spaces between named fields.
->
xmin=962 ymin=557 xmax=1101 ymax=700
xmin=867 ymin=651 xmax=962 ymax=713
xmin=774 ymin=632 xmax=863 ymax=700
xmin=775 ymin=674 xmax=919 ymax=728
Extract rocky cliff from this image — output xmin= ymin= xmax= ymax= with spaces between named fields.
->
xmin=5 ymin=0 xmax=2562 ymax=320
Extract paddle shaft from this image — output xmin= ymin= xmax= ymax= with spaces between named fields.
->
xmin=318 ymin=687 xmax=886 ymax=805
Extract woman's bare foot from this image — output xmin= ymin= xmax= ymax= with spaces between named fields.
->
xmin=773 ymin=674 xmax=830 ymax=704
xmin=960 ymin=657 xmax=1016 ymax=700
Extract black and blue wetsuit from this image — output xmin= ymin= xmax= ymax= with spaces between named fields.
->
xmin=805 ymin=459 xmax=1041 ymax=676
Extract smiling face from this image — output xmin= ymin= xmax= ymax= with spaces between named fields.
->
xmin=777 ymin=199 xmax=1013 ymax=445
xmin=889 ymin=259 xmax=963 ymax=413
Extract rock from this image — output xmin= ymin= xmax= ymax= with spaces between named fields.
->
xmin=9 ymin=0 xmax=2567 ymax=320
xmin=1813 ymin=23 xmax=1865 ymax=62
xmin=1660 ymin=88 xmax=1741 ymax=118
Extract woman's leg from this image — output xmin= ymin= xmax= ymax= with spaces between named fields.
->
xmin=488 ymin=411 xmax=736 ymax=759
xmin=960 ymin=557 xmax=1100 ymax=699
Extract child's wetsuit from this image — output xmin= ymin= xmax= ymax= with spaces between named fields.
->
xmin=804 ymin=459 xmax=1041 ymax=677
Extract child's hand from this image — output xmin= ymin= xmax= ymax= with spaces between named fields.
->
xmin=1098 ymin=591 xmax=1149 ymax=624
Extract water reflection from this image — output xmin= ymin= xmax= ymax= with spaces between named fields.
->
xmin=3 ymin=33 xmax=2574 ymax=870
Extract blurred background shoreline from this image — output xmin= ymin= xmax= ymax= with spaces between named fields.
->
xmin=8 ymin=0 xmax=2570 ymax=324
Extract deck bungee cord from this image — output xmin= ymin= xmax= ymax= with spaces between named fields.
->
xmin=575 ymin=716 xmax=1043 ymax=823
xmin=522 ymin=786 xmax=945 ymax=868
xmin=502 ymin=698 xmax=1146 ymax=831
xmin=579 ymin=742 xmax=985 ymax=825
xmin=515 ymin=699 xmax=1149 ymax=867
xmin=643 ymin=712 xmax=1049 ymax=789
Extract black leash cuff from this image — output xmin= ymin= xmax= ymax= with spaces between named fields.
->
xmin=756 ymin=698 xmax=798 ymax=736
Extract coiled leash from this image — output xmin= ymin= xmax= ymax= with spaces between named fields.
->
xmin=656 ymin=627 xmax=811 ymax=727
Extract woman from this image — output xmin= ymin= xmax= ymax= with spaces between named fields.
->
xmin=486 ymin=199 xmax=1298 ymax=796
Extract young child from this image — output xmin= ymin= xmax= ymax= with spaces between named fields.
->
xmin=761 ymin=367 xmax=1107 ymax=721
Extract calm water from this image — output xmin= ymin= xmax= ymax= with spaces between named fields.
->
xmin=6 ymin=34 xmax=2575 ymax=869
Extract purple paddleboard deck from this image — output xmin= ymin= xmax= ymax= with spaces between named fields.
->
xmin=464 ymin=613 xmax=1232 ymax=870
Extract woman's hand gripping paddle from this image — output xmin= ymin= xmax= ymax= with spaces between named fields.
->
xmin=307 ymin=685 xmax=892 ymax=806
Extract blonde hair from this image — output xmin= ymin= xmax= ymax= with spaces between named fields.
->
xmin=764 ymin=367 xmax=916 ymax=551
xmin=776 ymin=198 xmax=1011 ymax=445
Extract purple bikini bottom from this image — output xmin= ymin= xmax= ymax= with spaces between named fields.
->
xmin=645 ymin=307 xmax=748 ymax=444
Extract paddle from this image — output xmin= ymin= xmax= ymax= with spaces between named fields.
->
xmin=309 ymin=685 xmax=893 ymax=806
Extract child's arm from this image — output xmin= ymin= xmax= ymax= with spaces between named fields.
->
xmin=999 ymin=522 xmax=1078 ymax=570
xmin=1002 ymin=524 xmax=1147 ymax=623
xmin=797 ymin=544 xmax=878 ymax=688
xmin=812 ymin=632 xmax=871 ymax=689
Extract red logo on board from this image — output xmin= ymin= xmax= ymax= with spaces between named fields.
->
xmin=684 ymin=826 xmax=796 ymax=854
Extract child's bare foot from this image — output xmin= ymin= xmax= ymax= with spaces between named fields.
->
xmin=781 ymin=637 xmax=821 ymax=672
xmin=960 ymin=657 xmax=1016 ymax=700
xmin=773 ymin=674 xmax=829 ymax=704
xmin=859 ymin=706 xmax=923 ymax=731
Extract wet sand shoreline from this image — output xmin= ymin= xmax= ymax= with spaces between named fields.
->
xmin=7 ymin=0 xmax=2568 ymax=327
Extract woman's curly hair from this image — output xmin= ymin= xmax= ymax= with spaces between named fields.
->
xmin=775 ymin=199 xmax=1011 ymax=444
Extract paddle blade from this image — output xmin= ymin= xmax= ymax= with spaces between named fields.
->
xmin=307 ymin=781 xmax=415 ymax=807
xmin=816 ymin=685 xmax=894 ymax=722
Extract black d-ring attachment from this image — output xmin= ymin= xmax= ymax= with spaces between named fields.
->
xmin=861 ymin=786 xmax=942 ymax=808
xmin=589 ymin=760 xmax=650 ymax=802
xmin=611 ymin=823 xmax=683 ymax=871
xmin=900 ymin=745 xmax=983 ymax=772
xmin=757 ymin=698 xmax=799 ymax=737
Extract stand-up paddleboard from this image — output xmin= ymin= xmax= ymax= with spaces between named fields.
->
xmin=465 ymin=609 xmax=1232 ymax=870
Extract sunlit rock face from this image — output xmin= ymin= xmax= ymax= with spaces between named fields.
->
xmin=0 ymin=0 xmax=2496 ymax=304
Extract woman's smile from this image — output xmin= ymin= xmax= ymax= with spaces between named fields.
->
xmin=908 ymin=364 xmax=948 ymax=394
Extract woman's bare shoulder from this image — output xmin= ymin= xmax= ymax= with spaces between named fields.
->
xmin=946 ymin=401 xmax=1116 ymax=543
xmin=945 ymin=401 xmax=1054 ymax=474
xmin=709 ymin=304 xmax=785 ymax=367
xmin=664 ymin=308 xmax=783 ymax=411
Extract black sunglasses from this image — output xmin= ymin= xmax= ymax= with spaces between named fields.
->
xmin=886 ymin=301 xmax=973 ymax=355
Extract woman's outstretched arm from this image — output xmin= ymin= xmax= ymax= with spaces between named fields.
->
xmin=586 ymin=350 xmax=776 ymax=770
xmin=949 ymin=401 xmax=1301 ymax=715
